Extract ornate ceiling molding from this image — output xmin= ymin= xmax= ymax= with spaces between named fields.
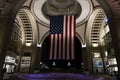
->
xmin=31 ymin=0 xmax=93 ymax=26
xmin=42 ymin=0 xmax=81 ymax=16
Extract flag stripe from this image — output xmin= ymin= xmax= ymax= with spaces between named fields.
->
xmin=66 ymin=16 xmax=70 ymax=59
xmin=65 ymin=16 xmax=68 ymax=59
xmin=72 ymin=16 xmax=74 ymax=59
xmin=61 ymin=34 xmax=63 ymax=59
xmin=58 ymin=34 xmax=61 ymax=59
xmin=74 ymin=16 xmax=76 ymax=59
xmin=54 ymin=34 xmax=57 ymax=59
xmin=69 ymin=16 xmax=72 ymax=60
xmin=62 ymin=16 xmax=66 ymax=59
xmin=53 ymin=35 xmax=55 ymax=59
xmin=57 ymin=34 xmax=59 ymax=59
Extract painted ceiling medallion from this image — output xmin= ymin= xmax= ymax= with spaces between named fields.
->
xmin=32 ymin=0 xmax=93 ymax=26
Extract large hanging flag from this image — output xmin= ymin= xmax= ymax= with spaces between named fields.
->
xmin=48 ymin=15 xmax=76 ymax=60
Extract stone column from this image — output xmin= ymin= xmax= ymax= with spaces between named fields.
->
xmin=96 ymin=0 xmax=120 ymax=79
xmin=35 ymin=46 xmax=42 ymax=66
xmin=109 ymin=16 xmax=120 ymax=79
xmin=86 ymin=47 xmax=93 ymax=74
xmin=0 ymin=16 xmax=13 ymax=79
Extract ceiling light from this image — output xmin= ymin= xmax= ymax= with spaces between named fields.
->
xmin=92 ymin=43 xmax=98 ymax=47
xmin=25 ymin=43 xmax=32 ymax=47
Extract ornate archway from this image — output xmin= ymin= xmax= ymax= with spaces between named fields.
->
xmin=1 ymin=0 xmax=120 ymax=79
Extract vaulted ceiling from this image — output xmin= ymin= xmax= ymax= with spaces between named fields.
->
xmin=0 ymin=0 xmax=119 ymax=48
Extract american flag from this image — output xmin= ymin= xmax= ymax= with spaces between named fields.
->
xmin=49 ymin=15 xmax=76 ymax=60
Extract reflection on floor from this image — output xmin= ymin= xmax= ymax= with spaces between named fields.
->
xmin=11 ymin=73 xmax=100 ymax=80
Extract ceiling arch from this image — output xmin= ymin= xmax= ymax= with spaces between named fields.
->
xmin=86 ymin=8 xmax=107 ymax=47
xmin=38 ymin=31 xmax=84 ymax=48
xmin=16 ymin=8 xmax=38 ymax=47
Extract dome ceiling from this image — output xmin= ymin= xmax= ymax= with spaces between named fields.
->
xmin=42 ymin=0 xmax=81 ymax=17
xmin=32 ymin=0 xmax=93 ymax=26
